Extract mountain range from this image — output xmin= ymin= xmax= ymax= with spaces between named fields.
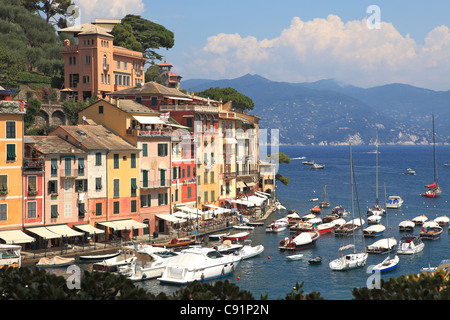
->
xmin=181 ymin=74 xmax=450 ymax=145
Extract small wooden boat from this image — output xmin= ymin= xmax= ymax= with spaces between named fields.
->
xmin=286 ymin=254 xmax=303 ymax=261
xmin=399 ymin=220 xmax=415 ymax=232
xmin=152 ymin=236 xmax=196 ymax=248
xmin=36 ymin=256 xmax=75 ymax=268
xmin=310 ymin=206 xmax=321 ymax=214
xmin=316 ymin=222 xmax=335 ymax=234
xmin=434 ymin=215 xmax=450 ymax=226
xmin=363 ymin=224 xmax=386 ymax=237
xmin=412 ymin=215 xmax=428 ymax=226
xmin=322 ymin=214 xmax=340 ymax=223
xmin=420 ymin=222 xmax=443 ymax=240
xmin=308 ymin=256 xmax=322 ymax=264
xmin=246 ymin=221 xmax=264 ymax=227
xmin=278 ymin=231 xmax=320 ymax=251
xmin=366 ymin=237 xmax=397 ymax=254
xmin=79 ymin=250 xmax=121 ymax=262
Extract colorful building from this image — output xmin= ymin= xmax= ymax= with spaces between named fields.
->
xmin=77 ymin=99 xmax=172 ymax=235
xmin=58 ymin=23 xmax=146 ymax=100
xmin=0 ymin=95 xmax=25 ymax=230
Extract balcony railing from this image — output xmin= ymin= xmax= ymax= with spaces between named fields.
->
xmin=140 ymin=179 xmax=171 ymax=189
xmin=23 ymin=157 xmax=45 ymax=169
xmin=60 ymin=169 xmax=79 ymax=178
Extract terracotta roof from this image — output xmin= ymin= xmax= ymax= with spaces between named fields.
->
xmin=111 ymin=99 xmax=160 ymax=115
xmin=109 ymin=81 xmax=191 ymax=99
xmin=158 ymin=62 xmax=173 ymax=67
xmin=29 ymin=136 xmax=86 ymax=154
xmin=58 ymin=124 xmax=137 ymax=151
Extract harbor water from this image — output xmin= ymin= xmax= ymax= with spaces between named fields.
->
xmin=46 ymin=145 xmax=450 ymax=300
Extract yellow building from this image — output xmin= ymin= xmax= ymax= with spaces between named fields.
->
xmin=0 ymin=99 xmax=25 ymax=228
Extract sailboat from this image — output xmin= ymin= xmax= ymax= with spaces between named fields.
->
xmin=422 ymin=114 xmax=442 ymax=198
xmin=367 ymin=136 xmax=385 ymax=216
xmin=371 ymin=185 xmax=399 ymax=273
xmin=319 ymin=185 xmax=330 ymax=208
xmin=329 ymin=144 xmax=368 ymax=271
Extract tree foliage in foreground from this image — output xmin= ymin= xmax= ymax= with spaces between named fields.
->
xmin=1 ymin=266 xmax=448 ymax=300
xmin=196 ymin=87 xmax=255 ymax=112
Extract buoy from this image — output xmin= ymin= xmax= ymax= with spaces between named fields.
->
xmin=268 ymin=256 xmax=271 ymax=260
xmin=237 ymin=276 xmax=240 ymax=280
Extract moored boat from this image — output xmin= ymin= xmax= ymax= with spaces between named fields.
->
xmin=152 ymin=236 xmax=196 ymax=248
xmin=238 ymin=241 xmax=264 ymax=260
xmin=316 ymin=222 xmax=335 ymax=234
xmin=0 ymin=244 xmax=22 ymax=269
xmin=371 ymin=255 xmax=399 ymax=273
xmin=222 ymin=232 xmax=249 ymax=242
xmin=420 ymin=222 xmax=443 ymax=240
xmin=412 ymin=215 xmax=428 ymax=226
xmin=278 ymin=231 xmax=320 ymax=251
xmin=366 ymin=237 xmax=397 ymax=254
xmin=397 ymin=234 xmax=424 ymax=255
xmin=157 ymin=247 xmax=241 ymax=285
xmin=404 ymin=168 xmax=416 ymax=175
xmin=434 ymin=215 xmax=450 ymax=226
xmin=386 ymin=196 xmax=404 ymax=209
xmin=399 ymin=220 xmax=415 ymax=231
xmin=209 ymin=232 xmax=230 ymax=241
xmin=367 ymin=215 xmax=382 ymax=225
xmin=36 ymin=256 xmax=75 ymax=268
xmin=310 ymin=205 xmax=321 ymax=214
xmin=310 ymin=163 xmax=325 ymax=169
xmin=79 ymin=250 xmax=121 ymax=262
xmin=308 ymin=256 xmax=322 ymax=264
xmin=363 ymin=224 xmax=386 ymax=237
xmin=286 ymin=254 xmax=303 ymax=261
xmin=265 ymin=218 xmax=289 ymax=233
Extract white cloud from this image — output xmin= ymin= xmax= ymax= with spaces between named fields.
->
xmin=74 ymin=0 xmax=145 ymax=23
xmin=181 ymin=15 xmax=450 ymax=90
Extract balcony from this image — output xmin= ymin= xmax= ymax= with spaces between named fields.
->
xmin=60 ymin=169 xmax=79 ymax=178
xmin=237 ymin=169 xmax=259 ymax=177
xmin=23 ymin=157 xmax=45 ymax=170
xmin=140 ymin=179 xmax=171 ymax=189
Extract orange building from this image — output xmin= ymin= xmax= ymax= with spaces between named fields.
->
xmin=58 ymin=23 xmax=146 ymax=101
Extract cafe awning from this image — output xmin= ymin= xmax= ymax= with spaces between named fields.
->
xmin=26 ymin=226 xmax=62 ymax=239
xmin=132 ymin=115 xmax=165 ymax=125
xmin=46 ymin=225 xmax=83 ymax=237
xmin=97 ymin=219 xmax=147 ymax=231
xmin=0 ymin=229 xmax=35 ymax=244
xmin=74 ymin=224 xmax=105 ymax=234
xmin=156 ymin=214 xmax=186 ymax=223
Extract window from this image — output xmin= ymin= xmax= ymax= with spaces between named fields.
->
xmin=131 ymin=153 xmax=136 ymax=168
xmin=95 ymin=152 xmax=102 ymax=166
xmin=0 ymin=175 xmax=7 ymax=193
xmin=210 ymin=171 xmax=215 ymax=183
xmin=204 ymin=191 xmax=208 ymax=202
xmin=142 ymin=144 xmax=148 ymax=156
xmin=6 ymin=121 xmax=15 ymax=139
xmin=175 ymin=189 xmax=178 ymax=202
xmin=204 ymin=174 xmax=208 ymax=184
xmin=85 ymin=55 xmax=91 ymax=64
xmin=211 ymin=190 xmax=215 ymax=202
xmin=78 ymin=203 xmax=86 ymax=218
xmin=6 ymin=144 xmax=16 ymax=161
xmin=103 ymin=55 xmax=107 ymax=68
xmin=158 ymin=144 xmax=168 ymax=156
xmin=113 ymin=179 xmax=120 ymax=197
xmin=151 ymin=97 xmax=158 ymax=106
xmin=95 ymin=177 xmax=102 ymax=191
xmin=27 ymin=201 xmax=36 ymax=219
xmin=186 ymin=118 xmax=192 ymax=128
xmin=147 ymin=194 xmax=151 ymax=207
xmin=160 ymin=170 xmax=166 ymax=187
xmin=51 ymin=158 xmax=58 ymax=176
xmin=0 ymin=204 xmax=6 ymax=221
xmin=113 ymin=201 xmax=120 ymax=214
xmin=113 ymin=154 xmax=119 ymax=169
xmin=75 ymin=179 xmax=87 ymax=192
xmin=117 ymin=60 xmax=121 ymax=69
xmin=187 ymin=187 xmax=191 ymax=198
xmin=48 ymin=180 xmax=58 ymax=194
xmin=78 ymin=158 xmax=85 ymax=176
xmin=131 ymin=200 xmax=137 ymax=212
xmin=142 ymin=170 xmax=148 ymax=188
xmin=95 ymin=203 xmax=102 ymax=216
xmin=182 ymin=169 xmax=185 ymax=178
xmin=131 ymin=178 xmax=137 ymax=197
xmin=140 ymin=195 xmax=147 ymax=207
xmin=50 ymin=205 xmax=58 ymax=219
xmin=64 ymin=203 xmax=72 ymax=218
xmin=187 ymin=165 xmax=191 ymax=177
xmin=28 ymin=176 xmax=37 ymax=194
xmin=124 ymin=61 xmax=127 ymax=70
xmin=98 ymin=105 xmax=103 ymax=114
xmin=136 ymin=97 xmax=142 ymax=104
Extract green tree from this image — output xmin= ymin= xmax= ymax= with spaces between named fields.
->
xmin=145 ymin=65 xmax=162 ymax=83
xmin=24 ymin=98 xmax=41 ymax=129
xmin=0 ymin=44 xmax=23 ymax=90
xmin=111 ymin=23 xmax=142 ymax=52
xmin=63 ymin=97 xmax=95 ymax=125
xmin=0 ymin=0 xmax=64 ymax=76
xmin=267 ymin=152 xmax=291 ymax=186
xmin=111 ymin=15 xmax=174 ymax=63
xmin=196 ymin=87 xmax=255 ymax=112
xmin=21 ymin=0 xmax=75 ymax=26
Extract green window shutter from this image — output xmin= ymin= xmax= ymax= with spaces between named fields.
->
xmin=131 ymin=178 xmax=137 ymax=196
xmin=143 ymin=144 xmax=148 ymax=156
xmin=143 ymin=170 xmax=148 ymax=188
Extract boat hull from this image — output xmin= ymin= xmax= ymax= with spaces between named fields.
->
xmin=329 ymin=253 xmax=368 ymax=271
xmin=372 ymin=256 xmax=399 ymax=273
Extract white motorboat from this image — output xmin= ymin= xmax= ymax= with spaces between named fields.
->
xmin=434 ymin=215 xmax=450 ymax=226
xmin=399 ymin=220 xmax=415 ymax=232
xmin=404 ymin=168 xmax=416 ymax=175
xmin=213 ymin=241 xmax=243 ymax=255
xmin=279 ymin=231 xmax=320 ymax=251
xmin=386 ymin=196 xmax=403 ymax=209
xmin=233 ymin=224 xmax=254 ymax=230
xmin=371 ymin=255 xmax=399 ymax=273
xmin=265 ymin=218 xmax=289 ymax=233
xmin=286 ymin=254 xmax=303 ymax=261
xmin=397 ymin=234 xmax=425 ymax=255
xmin=36 ymin=256 xmax=75 ymax=268
xmin=120 ymin=246 xmax=179 ymax=281
xmin=209 ymin=232 xmax=230 ymax=241
xmin=239 ymin=241 xmax=264 ymax=260
xmin=367 ymin=204 xmax=385 ymax=216
xmin=157 ymin=247 xmax=241 ymax=285
xmin=310 ymin=163 xmax=325 ymax=170
xmin=79 ymin=250 xmax=121 ymax=263
xmin=0 ymin=244 xmax=22 ymax=268
xmin=92 ymin=247 xmax=137 ymax=272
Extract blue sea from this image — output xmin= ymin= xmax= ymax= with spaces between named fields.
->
xmin=138 ymin=145 xmax=450 ymax=300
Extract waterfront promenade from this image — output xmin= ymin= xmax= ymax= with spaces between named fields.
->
xmin=21 ymin=204 xmax=277 ymax=266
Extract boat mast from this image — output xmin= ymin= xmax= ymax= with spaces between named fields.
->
xmin=384 ymin=183 xmax=391 ymax=259
xmin=433 ymin=114 xmax=438 ymax=186
xmin=350 ymin=143 xmax=356 ymax=254
xmin=350 ymin=143 xmax=367 ymax=252
xmin=375 ymin=132 xmax=379 ymax=206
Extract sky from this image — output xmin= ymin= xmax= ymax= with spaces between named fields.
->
xmin=73 ymin=0 xmax=450 ymax=91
